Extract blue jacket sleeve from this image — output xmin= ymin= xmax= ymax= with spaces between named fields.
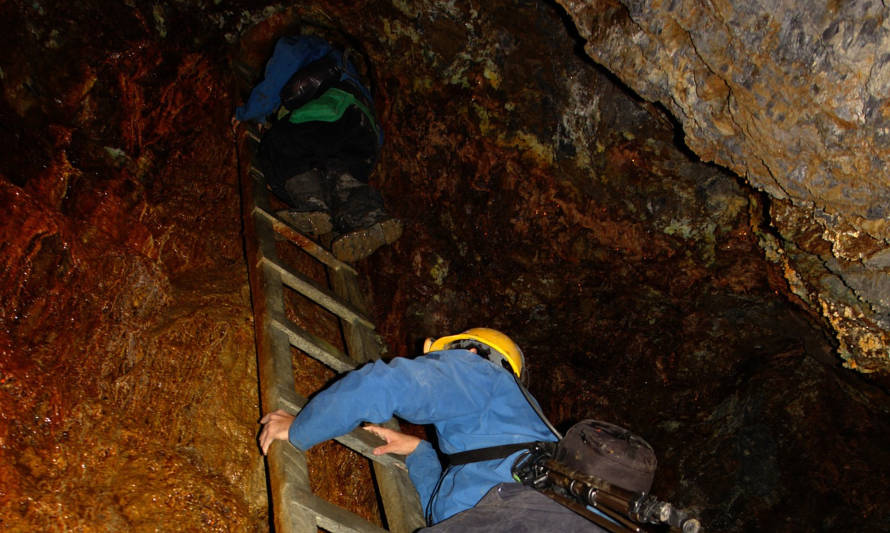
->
xmin=287 ymin=350 xmax=557 ymax=525
xmin=235 ymin=35 xmax=332 ymax=123
xmin=405 ymin=440 xmax=442 ymax=512
xmin=288 ymin=353 xmax=487 ymax=450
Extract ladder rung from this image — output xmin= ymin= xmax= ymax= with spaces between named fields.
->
xmin=246 ymin=129 xmax=262 ymax=143
xmin=293 ymin=491 xmax=389 ymax=533
xmin=333 ymin=426 xmax=409 ymax=472
xmin=263 ymin=256 xmax=374 ymax=329
xmin=275 ymin=387 xmax=305 ymax=414
xmin=272 ymin=317 xmax=357 ymax=374
xmin=254 ymin=206 xmax=357 ymax=274
xmin=249 ymin=163 xmax=264 ymax=179
xmin=278 ymin=395 xmax=411 ymax=473
xmin=267 ymin=329 xmax=409 ymax=471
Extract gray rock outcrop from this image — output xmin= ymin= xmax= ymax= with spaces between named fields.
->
xmin=558 ymin=0 xmax=890 ymax=373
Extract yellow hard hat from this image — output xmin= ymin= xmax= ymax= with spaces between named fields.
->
xmin=428 ymin=327 xmax=526 ymax=381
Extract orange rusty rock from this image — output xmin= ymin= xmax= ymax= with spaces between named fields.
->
xmin=0 ymin=3 xmax=264 ymax=528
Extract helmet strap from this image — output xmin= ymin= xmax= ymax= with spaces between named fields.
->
xmin=446 ymin=338 xmax=518 ymax=376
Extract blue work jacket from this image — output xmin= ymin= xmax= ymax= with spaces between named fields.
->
xmin=288 ymin=348 xmax=558 ymax=524
xmin=235 ymin=35 xmax=375 ymax=127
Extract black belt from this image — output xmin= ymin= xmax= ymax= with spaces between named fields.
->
xmin=446 ymin=442 xmax=538 ymax=466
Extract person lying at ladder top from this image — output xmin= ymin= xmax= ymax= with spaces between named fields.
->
xmin=259 ymin=327 xmax=608 ymax=531
xmin=236 ymin=34 xmax=402 ymax=262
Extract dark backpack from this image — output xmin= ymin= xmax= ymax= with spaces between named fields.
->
xmin=554 ymin=420 xmax=657 ymax=494
xmin=280 ymin=49 xmax=371 ymax=109
xmin=278 ymin=47 xmax=382 ymax=149
xmin=447 ymin=418 xmax=657 ymax=494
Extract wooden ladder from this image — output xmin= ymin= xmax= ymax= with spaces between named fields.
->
xmin=239 ymin=128 xmax=426 ymax=533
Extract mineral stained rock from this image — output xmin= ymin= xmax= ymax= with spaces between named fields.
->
xmin=3 ymin=0 xmax=890 ymax=532
xmin=558 ymin=0 xmax=890 ymax=373
xmin=0 ymin=1 xmax=267 ymax=530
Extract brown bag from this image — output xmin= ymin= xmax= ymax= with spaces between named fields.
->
xmin=554 ymin=420 xmax=657 ymax=494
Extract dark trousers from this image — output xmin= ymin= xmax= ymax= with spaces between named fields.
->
xmin=420 ymin=483 xmax=608 ymax=533
xmin=257 ymin=106 xmax=378 ymax=205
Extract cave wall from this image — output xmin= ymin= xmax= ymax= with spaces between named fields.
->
xmin=0 ymin=1 xmax=266 ymax=530
xmin=1 ymin=0 xmax=890 ymax=532
xmin=557 ymin=0 xmax=890 ymax=374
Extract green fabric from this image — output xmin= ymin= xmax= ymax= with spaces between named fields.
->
xmin=288 ymin=88 xmax=378 ymax=139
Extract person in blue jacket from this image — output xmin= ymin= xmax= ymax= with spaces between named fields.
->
xmin=236 ymin=34 xmax=400 ymax=262
xmin=259 ymin=328 xmax=605 ymax=531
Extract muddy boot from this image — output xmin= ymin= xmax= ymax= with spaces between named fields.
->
xmin=331 ymin=217 xmax=403 ymax=262
xmin=329 ymin=171 xmax=402 ymax=262
xmin=276 ymin=168 xmax=333 ymax=236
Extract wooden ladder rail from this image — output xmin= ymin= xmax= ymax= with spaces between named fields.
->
xmin=239 ymin=131 xmax=425 ymax=533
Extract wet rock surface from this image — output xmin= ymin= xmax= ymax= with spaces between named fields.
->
xmin=1 ymin=1 xmax=889 ymax=532
xmin=0 ymin=1 xmax=266 ymax=530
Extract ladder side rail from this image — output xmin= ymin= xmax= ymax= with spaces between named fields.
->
xmin=241 ymin=148 xmax=317 ymax=533
xmin=242 ymin=127 xmax=419 ymax=533
xmin=329 ymin=267 xmax=427 ymax=533
xmin=265 ymin=328 xmax=317 ymax=533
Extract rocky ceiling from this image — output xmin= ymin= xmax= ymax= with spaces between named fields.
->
xmin=1 ymin=0 xmax=889 ymax=532
xmin=561 ymin=0 xmax=890 ymax=376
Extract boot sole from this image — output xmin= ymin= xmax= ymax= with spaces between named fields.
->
xmin=332 ymin=219 xmax=403 ymax=262
xmin=276 ymin=210 xmax=333 ymax=237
